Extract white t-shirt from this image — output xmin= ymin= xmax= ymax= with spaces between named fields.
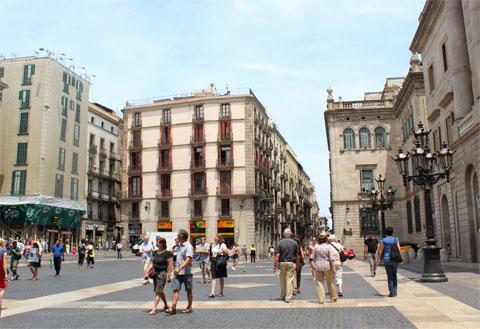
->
xmin=211 ymin=243 xmax=228 ymax=258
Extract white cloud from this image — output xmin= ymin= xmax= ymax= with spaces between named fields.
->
xmin=237 ymin=61 xmax=302 ymax=77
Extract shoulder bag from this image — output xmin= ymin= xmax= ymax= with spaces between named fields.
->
xmin=390 ymin=238 xmax=403 ymax=263
xmin=331 ymin=243 xmax=348 ymax=262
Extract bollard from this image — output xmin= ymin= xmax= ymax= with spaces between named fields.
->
xmin=440 ymin=248 xmax=449 ymax=262
xmin=417 ymin=248 xmax=424 ymax=261
xmin=408 ymin=248 xmax=416 ymax=261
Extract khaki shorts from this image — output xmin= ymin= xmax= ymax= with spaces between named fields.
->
xmin=153 ymin=271 xmax=168 ymax=294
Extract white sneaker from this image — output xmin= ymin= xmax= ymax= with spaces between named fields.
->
xmin=231 ymin=266 xmax=236 ymax=271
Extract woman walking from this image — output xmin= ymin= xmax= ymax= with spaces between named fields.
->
xmin=308 ymin=239 xmax=316 ymax=280
xmin=86 ymin=241 xmax=95 ymax=269
xmin=293 ymin=237 xmax=305 ymax=294
xmin=144 ymin=237 xmax=173 ymax=315
xmin=230 ymin=241 xmax=240 ymax=271
xmin=0 ymin=238 xmax=7 ymax=318
xmin=28 ymin=242 xmax=41 ymax=281
xmin=208 ymin=234 xmax=229 ymax=298
xmin=376 ymin=226 xmax=401 ymax=297
xmin=311 ymin=233 xmax=337 ymax=304
xmin=328 ymin=235 xmax=344 ymax=297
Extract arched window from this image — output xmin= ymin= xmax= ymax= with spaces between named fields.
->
xmin=406 ymin=200 xmax=413 ymax=233
xmin=374 ymin=127 xmax=388 ymax=148
xmin=414 ymin=196 xmax=421 ymax=232
xmin=359 ymin=128 xmax=371 ymax=149
xmin=343 ymin=128 xmax=355 ymax=149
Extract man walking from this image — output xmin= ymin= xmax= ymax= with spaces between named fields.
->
xmin=116 ymin=240 xmax=123 ymax=259
xmin=51 ymin=240 xmax=64 ymax=277
xmin=250 ymin=244 xmax=256 ymax=263
xmin=273 ymin=228 xmax=298 ymax=303
xmin=167 ymin=229 xmax=194 ymax=315
xmin=364 ymin=233 xmax=379 ymax=277
xmin=196 ymin=237 xmax=210 ymax=283
xmin=9 ymin=241 xmax=21 ymax=280
xmin=139 ymin=234 xmax=154 ymax=285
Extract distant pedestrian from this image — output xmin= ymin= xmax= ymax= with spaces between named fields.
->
xmin=139 ymin=234 xmax=154 ymax=285
xmin=230 ymin=241 xmax=240 ymax=271
xmin=376 ymin=227 xmax=401 ymax=297
xmin=273 ymin=228 xmax=298 ymax=303
xmin=52 ymin=240 xmax=64 ymax=277
xmin=329 ymin=235 xmax=344 ymax=297
xmin=9 ymin=241 xmax=21 ymax=281
xmin=65 ymin=240 xmax=71 ymax=257
xmin=166 ymin=229 xmax=194 ymax=315
xmin=364 ymin=234 xmax=379 ymax=277
xmin=196 ymin=237 xmax=210 ymax=283
xmin=208 ymin=234 xmax=229 ymax=298
xmin=28 ymin=242 xmax=40 ymax=281
xmin=144 ymin=237 xmax=173 ymax=315
xmin=311 ymin=233 xmax=337 ymax=304
xmin=241 ymin=244 xmax=248 ymax=262
xmin=293 ymin=237 xmax=305 ymax=295
xmin=0 ymin=238 xmax=7 ymax=318
xmin=250 ymin=244 xmax=256 ymax=263
xmin=116 ymin=241 xmax=123 ymax=259
xmin=78 ymin=239 xmax=86 ymax=268
xmin=86 ymin=241 xmax=95 ymax=268
xmin=268 ymin=246 xmax=275 ymax=258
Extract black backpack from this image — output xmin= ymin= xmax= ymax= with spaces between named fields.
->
xmin=389 ymin=238 xmax=403 ymax=263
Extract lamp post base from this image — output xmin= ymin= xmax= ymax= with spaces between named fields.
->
xmin=420 ymin=241 xmax=448 ymax=283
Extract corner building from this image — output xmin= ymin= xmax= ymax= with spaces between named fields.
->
xmin=121 ymin=87 xmax=318 ymax=254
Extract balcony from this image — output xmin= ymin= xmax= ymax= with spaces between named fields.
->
xmin=157 ymin=163 xmax=172 ymax=173
xmin=128 ymin=165 xmax=142 ymax=175
xmin=88 ymin=144 xmax=97 ymax=155
xmin=130 ymin=121 xmax=142 ymax=129
xmin=189 ymin=187 xmax=208 ymax=199
xmin=109 ymin=151 xmax=118 ymax=159
xmin=121 ymin=191 xmax=142 ymax=201
xmin=158 ymin=138 xmax=172 ymax=149
xmin=128 ymin=141 xmax=143 ymax=150
xmin=273 ymin=180 xmax=281 ymax=191
xmin=219 ymin=209 xmax=231 ymax=218
xmin=216 ymin=186 xmax=231 ymax=197
xmin=190 ymin=135 xmax=205 ymax=146
xmin=218 ymin=133 xmax=233 ymax=144
xmin=86 ymin=190 xmax=99 ymax=200
xmin=192 ymin=113 xmax=204 ymax=122
xmin=99 ymin=147 xmax=107 ymax=158
xmin=190 ymin=209 xmax=203 ymax=219
xmin=158 ymin=210 xmax=170 ymax=220
xmin=156 ymin=189 xmax=172 ymax=200
xmin=217 ymin=159 xmax=234 ymax=170
xmin=190 ymin=159 xmax=206 ymax=172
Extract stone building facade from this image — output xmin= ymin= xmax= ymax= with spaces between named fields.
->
xmin=120 ymin=86 xmax=319 ymax=255
xmin=410 ymin=0 xmax=480 ymax=262
xmin=0 ymin=56 xmax=89 ymax=245
xmin=84 ymin=103 xmax=122 ymax=248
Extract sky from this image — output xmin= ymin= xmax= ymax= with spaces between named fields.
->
xmin=0 ymin=0 xmax=425 ymax=216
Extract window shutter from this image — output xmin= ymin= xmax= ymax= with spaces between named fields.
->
xmin=19 ymin=90 xmax=23 ymax=100
xmin=30 ymin=64 xmax=35 ymax=74
xmin=23 ymin=65 xmax=28 ymax=83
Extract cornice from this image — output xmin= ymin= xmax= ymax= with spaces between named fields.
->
xmin=451 ymin=122 xmax=480 ymax=149
xmin=410 ymin=0 xmax=444 ymax=52
xmin=392 ymin=71 xmax=424 ymax=115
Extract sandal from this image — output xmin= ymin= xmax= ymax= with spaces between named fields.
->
xmin=218 ymin=293 xmax=224 ymax=297
xmin=161 ymin=306 xmax=169 ymax=312
xmin=165 ymin=308 xmax=176 ymax=315
xmin=208 ymin=294 xmax=215 ymax=298
xmin=148 ymin=309 xmax=157 ymax=315
xmin=181 ymin=309 xmax=193 ymax=314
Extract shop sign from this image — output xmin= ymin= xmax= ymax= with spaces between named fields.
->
xmin=217 ymin=220 xmax=234 ymax=228
xmin=85 ymin=224 xmax=95 ymax=230
xmin=96 ymin=224 xmax=106 ymax=231
xmin=157 ymin=221 xmax=173 ymax=230
xmin=190 ymin=220 xmax=205 ymax=229
xmin=60 ymin=231 xmax=72 ymax=235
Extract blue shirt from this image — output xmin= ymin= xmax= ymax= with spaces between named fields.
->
xmin=176 ymin=241 xmax=194 ymax=275
xmin=140 ymin=240 xmax=154 ymax=260
xmin=381 ymin=236 xmax=397 ymax=261
xmin=52 ymin=244 xmax=64 ymax=258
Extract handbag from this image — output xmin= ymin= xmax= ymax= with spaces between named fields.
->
xmin=331 ymin=243 xmax=348 ymax=262
xmin=390 ymin=238 xmax=403 ymax=263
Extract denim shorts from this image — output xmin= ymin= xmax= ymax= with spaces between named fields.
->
xmin=172 ymin=274 xmax=193 ymax=292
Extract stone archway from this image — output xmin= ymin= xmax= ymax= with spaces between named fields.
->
xmin=441 ymin=194 xmax=452 ymax=253
xmin=465 ymin=165 xmax=479 ymax=263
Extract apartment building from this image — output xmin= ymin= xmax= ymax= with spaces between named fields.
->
xmin=85 ymin=103 xmax=122 ymax=247
xmin=410 ymin=0 xmax=480 ymax=262
xmin=0 ymin=56 xmax=89 ymax=245
xmin=121 ymin=86 xmax=318 ymax=255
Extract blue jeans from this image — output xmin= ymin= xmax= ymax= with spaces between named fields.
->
xmin=384 ymin=260 xmax=398 ymax=295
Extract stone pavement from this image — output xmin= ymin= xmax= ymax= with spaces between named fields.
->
xmin=1 ymin=256 xmax=479 ymax=329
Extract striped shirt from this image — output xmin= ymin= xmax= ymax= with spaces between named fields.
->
xmin=313 ymin=243 xmax=333 ymax=271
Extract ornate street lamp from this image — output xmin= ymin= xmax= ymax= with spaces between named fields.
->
xmin=392 ymin=121 xmax=454 ymax=283
xmin=369 ymin=174 xmax=396 ymax=237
